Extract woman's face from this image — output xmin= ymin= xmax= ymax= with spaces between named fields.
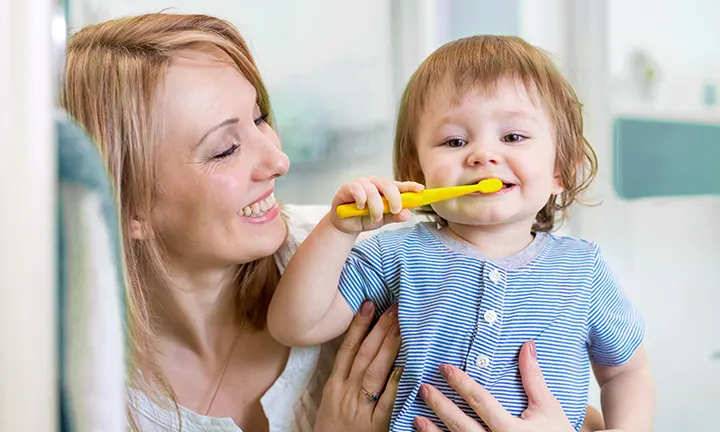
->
xmin=147 ymin=49 xmax=290 ymax=270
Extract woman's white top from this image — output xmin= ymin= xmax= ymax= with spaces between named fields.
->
xmin=130 ymin=205 xmax=340 ymax=431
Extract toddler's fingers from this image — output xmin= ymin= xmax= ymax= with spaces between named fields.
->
xmin=356 ymin=177 xmax=384 ymax=222
xmin=395 ymin=181 xmax=425 ymax=193
xmin=335 ymin=181 xmax=367 ymax=210
xmin=383 ymin=209 xmax=412 ymax=225
xmin=372 ymin=176 xmax=402 ymax=215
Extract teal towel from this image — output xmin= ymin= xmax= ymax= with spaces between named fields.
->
xmin=57 ymin=109 xmax=126 ymax=431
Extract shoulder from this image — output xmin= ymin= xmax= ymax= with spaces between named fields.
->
xmin=359 ymin=221 xmax=435 ymax=248
xmin=274 ymin=204 xmax=329 ymax=274
xmin=543 ymin=233 xmax=601 ymax=261
xmin=348 ymin=223 xmax=437 ymax=264
xmin=283 ymin=203 xmax=329 ymax=243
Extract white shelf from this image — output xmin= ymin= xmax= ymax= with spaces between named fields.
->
xmin=612 ymin=107 xmax=720 ymax=125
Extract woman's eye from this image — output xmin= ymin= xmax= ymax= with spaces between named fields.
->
xmin=444 ymin=138 xmax=467 ymax=148
xmin=213 ymin=143 xmax=240 ymax=160
xmin=254 ymin=113 xmax=269 ymax=127
xmin=502 ymin=133 xmax=526 ymax=143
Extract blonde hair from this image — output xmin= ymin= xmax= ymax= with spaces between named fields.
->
xmin=61 ymin=13 xmax=280 ymax=428
xmin=393 ymin=35 xmax=598 ymax=231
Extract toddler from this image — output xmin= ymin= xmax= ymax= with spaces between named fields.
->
xmin=268 ymin=35 xmax=654 ymax=431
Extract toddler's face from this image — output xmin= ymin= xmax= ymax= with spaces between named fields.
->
xmin=414 ymin=77 xmax=564 ymax=229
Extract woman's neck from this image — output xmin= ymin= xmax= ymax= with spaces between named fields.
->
xmin=443 ymin=219 xmax=536 ymax=259
xmin=150 ymin=264 xmax=242 ymax=357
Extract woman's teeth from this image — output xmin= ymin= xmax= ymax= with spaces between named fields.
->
xmin=242 ymin=193 xmax=276 ymax=217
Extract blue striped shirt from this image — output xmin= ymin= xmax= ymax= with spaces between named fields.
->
xmin=338 ymin=223 xmax=645 ymax=431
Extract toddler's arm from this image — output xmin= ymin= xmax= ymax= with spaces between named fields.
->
xmin=587 ymin=245 xmax=655 ymax=431
xmin=267 ymin=177 xmax=422 ymax=346
xmin=592 ymin=345 xmax=655 ymax=432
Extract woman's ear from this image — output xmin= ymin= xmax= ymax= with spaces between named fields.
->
xmin=129 ymin=219 xmax=147 ymax=240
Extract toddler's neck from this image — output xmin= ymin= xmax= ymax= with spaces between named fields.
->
xmin=441 ymin=221 xmax=536 ymax=260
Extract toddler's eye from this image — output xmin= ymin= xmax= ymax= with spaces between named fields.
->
xmin=502 ymin=134 xmax=526 ymax=143
xmin=444 ymin=138 xmax=467 ymax=148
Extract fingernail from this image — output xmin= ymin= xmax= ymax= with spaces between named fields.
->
xmin=414 ymin=417 xmax=428 ymax=431
xmin=391 ymin=323 xmax=401 ymax=336
xmin=417 ymin=384 xmax=428 ymax=400
xmin=360 ymin=301 xmax=372 ymax=317
xmin=388 ymin=304 xmax=398 ymax=318
xmin=529 ymin=340 xmax=537 ymax=360
xmin=439 ymin=364 xmax=453 ymax=379
xmin=391 ymin=367 xmax=403 ymax=381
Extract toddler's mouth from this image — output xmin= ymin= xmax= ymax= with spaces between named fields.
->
xmin=465 ymin=179 xmax=516 ymax=189
xmin=461 ymin=178 xmax=517 ymax=197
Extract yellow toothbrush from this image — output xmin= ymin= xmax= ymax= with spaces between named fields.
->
xmin=336 ymin=178 xmax=503 ymax=218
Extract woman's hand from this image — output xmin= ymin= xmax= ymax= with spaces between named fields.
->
xmin=314 ymin=301 xmax=402 ymax=432
xmin=414 ymin=340 xmax=575 ymax=432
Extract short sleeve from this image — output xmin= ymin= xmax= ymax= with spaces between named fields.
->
xmin=587 ymin=245 xmax=645 ymax=366
xmin=338 ymin=235 xmax=395 ymax=316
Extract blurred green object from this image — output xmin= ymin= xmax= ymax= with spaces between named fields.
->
xmin=58 ymin=0 xmax=69 ymax=22
xmin=270 ymin=86 xmax=331 ymax=166
xmin=613 ymin=116 xmax=720 ymax=199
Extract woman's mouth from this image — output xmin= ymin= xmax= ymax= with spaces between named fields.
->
xmin=241 ymin=192 xmax=277 ymax=218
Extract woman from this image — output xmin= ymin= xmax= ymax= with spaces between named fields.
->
xmin=62 ymin=12 xmax=598 ymax=431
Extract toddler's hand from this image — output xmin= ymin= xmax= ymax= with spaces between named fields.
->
xmin=330 ymin=177 xmax=424 ymax=234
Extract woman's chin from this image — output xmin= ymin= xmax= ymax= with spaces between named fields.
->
xmin=236 ymin=217 xmax=288 ymax=262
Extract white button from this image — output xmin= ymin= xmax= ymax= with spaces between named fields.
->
xmin=488 ymin=269 xmax=501 ymax=283
xmin=484 ymin=310 xmax=497 ymax=324
xmin=476 ymin=354 xmax=491 ymax=369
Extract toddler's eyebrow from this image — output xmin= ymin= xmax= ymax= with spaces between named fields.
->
xmin=494 ymin=110 xmax=539 ymax=124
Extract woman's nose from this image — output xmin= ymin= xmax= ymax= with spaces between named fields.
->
xmin=252 ymin=138 xmax=290 ymax=181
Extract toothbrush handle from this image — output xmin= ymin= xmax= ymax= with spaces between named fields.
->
xmin=335 ymin=193 xmax=425 ymax=219
xmin=334 ymin=179 xmax=501 ymax=219
xmin=335 ymin=201 xmax=389 ymax=218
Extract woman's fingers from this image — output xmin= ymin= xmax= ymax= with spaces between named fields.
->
xmin=518 ymin=340 xmax=554 ymax=409
xmin=413 ymin=416 xmax=446 ymax=432
xmin=439 ymin=364 xmax=511 ymax=431
xmin=348 ymin=304 xmax=398 ymax=381
xmin=373 ymin=367 xmax=402 ymax=425
xmin=361 ymin=321 xmax=401 ymax=397
xmin=417 ymin=383 xmax=486 ymax=432
xmin=330 ymin=301 xmax=376 ymax=380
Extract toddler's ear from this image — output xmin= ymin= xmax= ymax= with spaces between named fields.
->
xmin=552 ymin=167 xmax=564 ymax=195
